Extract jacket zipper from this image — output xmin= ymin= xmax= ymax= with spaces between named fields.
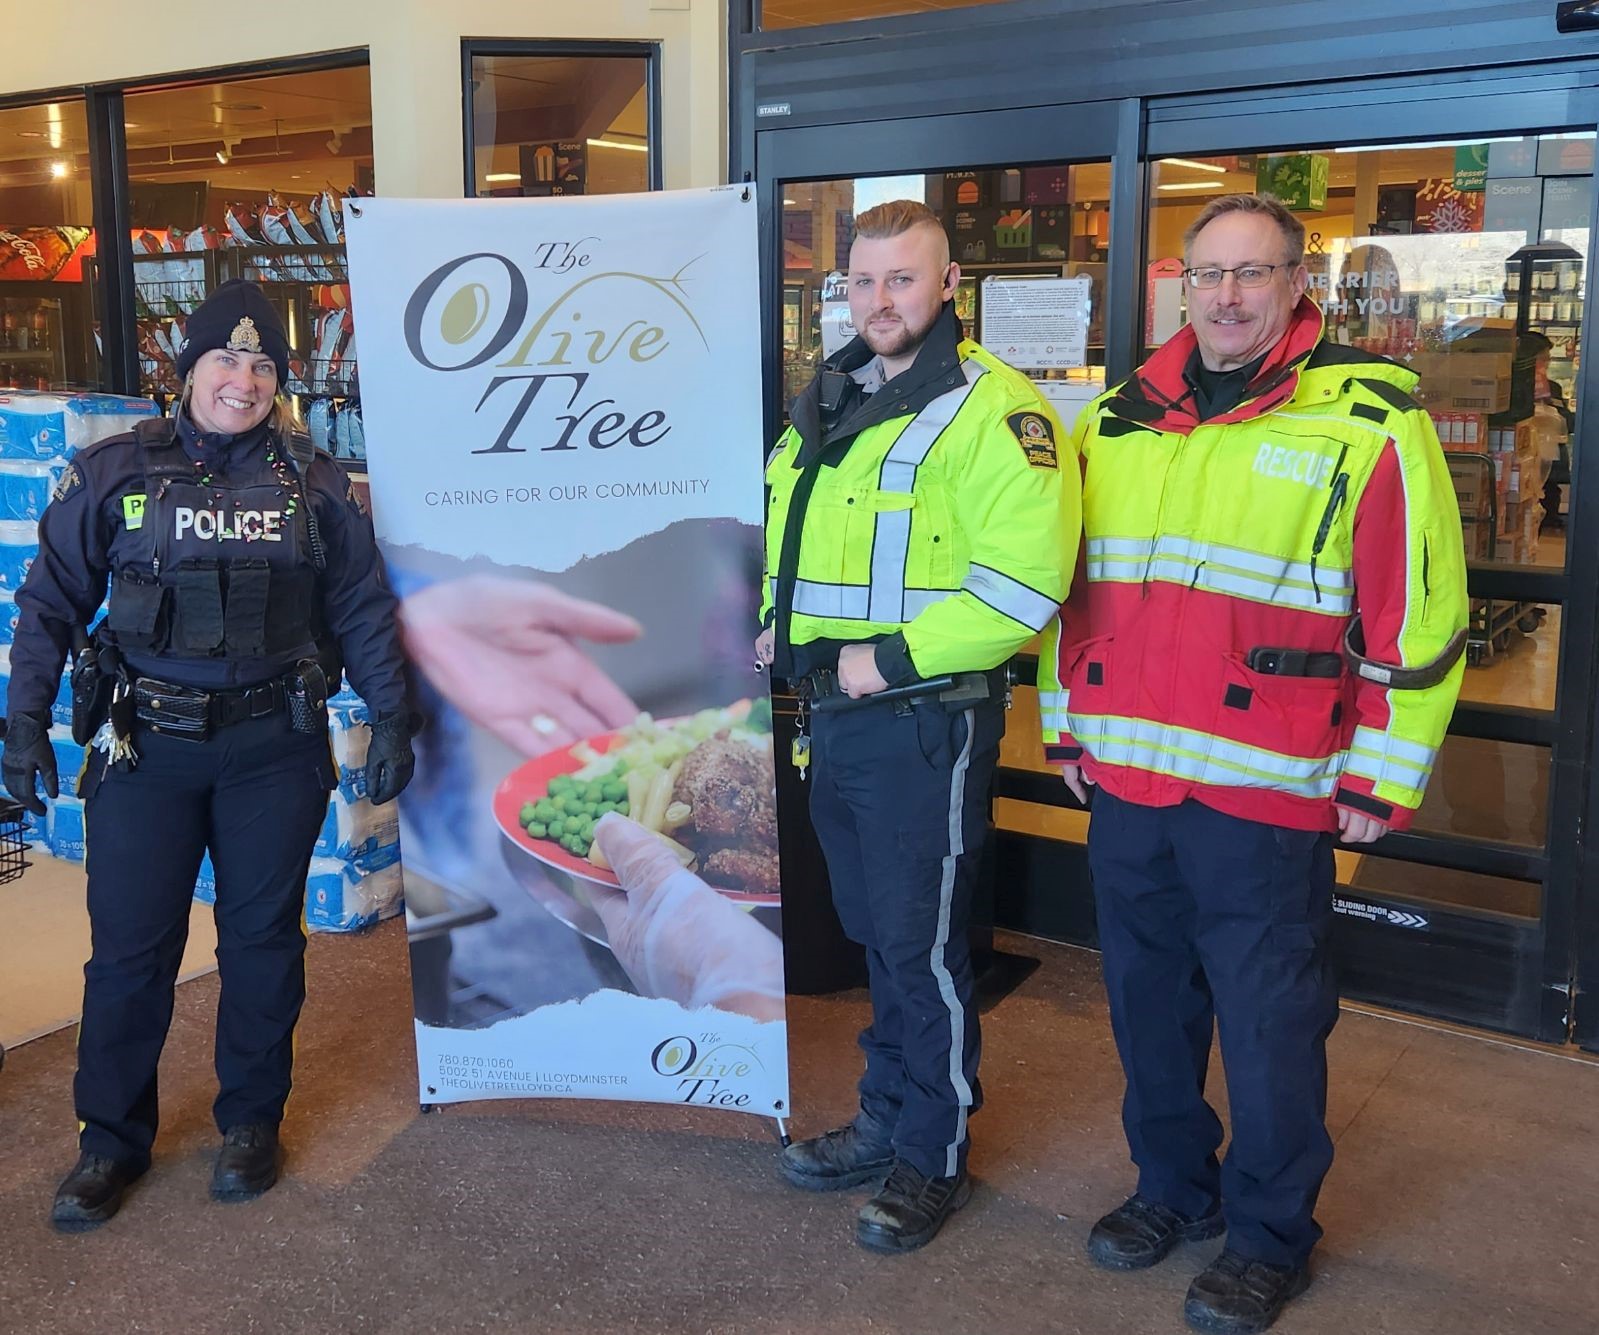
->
xmin=1308 ymin=444 xmax=1351 ymax=605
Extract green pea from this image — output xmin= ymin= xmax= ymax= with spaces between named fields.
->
xmin=596 ymin=801 xmax=615 ymax=816
xmin=547 ymin=775 xmax=571 ymax=795
xmin=550 ymin=795 xmax=568 ymax=814
xmin=533 ymin=800 xmax=556 ymax=822
xmin=563 ymin=815 xmax=582 ymax=835
xmin=611 ymin=759 xmax=629 ymax=776
xmin=526 ymin=821 xmax=548 ymax=838
xmin=573 ymin=838 xmax=591 ymax=857
xmin=583 ymin=782 xmax=604 ymax=803
xmin=616 ymin=800 xmax=630 ymax=817
xmin=519 ymin=802 xmax=538 ymax=824
xmin=601 ymin=781 xmax=626 ymax=803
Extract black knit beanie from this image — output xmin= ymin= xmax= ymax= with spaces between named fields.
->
xmin=175 ymin=279 xmax=291 ymax=386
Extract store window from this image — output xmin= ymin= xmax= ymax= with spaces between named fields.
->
xmin=1147 ymin=138 xmax=1591 ymax=571
xmin=759 ymin=0 xmax=1019 ymax=31
xmin=467 ymin=48 xmax=654 ymax=200
xmin=0 ymin=98 xmax=99 ymax=391
xmin=781 ymin=164 xmax=1108 ymax=415
xmin=121 ymin=66 xmax=373 ymax=448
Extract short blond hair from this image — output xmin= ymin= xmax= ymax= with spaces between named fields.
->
xmin=1183 ymin=193 xmax=1306 ymax=267
xmin=852 ymin=199 xmax=944 ymax=244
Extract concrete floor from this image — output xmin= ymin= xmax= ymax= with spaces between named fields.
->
xmin=2 ymin=922 xmax=1596 ymax=1335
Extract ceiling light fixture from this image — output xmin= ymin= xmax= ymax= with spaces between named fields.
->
xmin=586 ymin=137 xmax=648 ymax=153
xmin=50 ymin=161 xmax=68 ymax=179
xmin=1159 ymin=158 xmax=1227 ymax=174
xmin=485 ymin=172 xmax=521 ymax=182
xmin=216 ymin=150 xmax=229 ymax=165
xmin=1157 ymin=181 xmax=1224 ymax=192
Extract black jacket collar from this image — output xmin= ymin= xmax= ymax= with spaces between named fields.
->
xmin=789 ymin=301 xmax=967 ymax=466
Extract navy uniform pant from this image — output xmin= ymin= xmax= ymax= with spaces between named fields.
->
xmin=1087 ymin=790 xmax=1339 ymax=1267
xmin=76 ymin=712 xmax=336 ymax=1170
xmin=808 ymin=697 xmax=1004 ymax=1180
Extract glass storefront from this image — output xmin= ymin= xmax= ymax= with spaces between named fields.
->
xmin=122 ymin=66 xmax=374 ymax=417
xmin=755 ymin=61 xmax=1599 ymax=1040
xmin=0 ymin=99 xmax=98 ymax=390
xmin=467 ymin=50 xmax=653 ymax=200
xmin=780 ymin=163 xmax=1108 ymax=415
xmin=1148 ymin=139 xmax=1591 ymax=571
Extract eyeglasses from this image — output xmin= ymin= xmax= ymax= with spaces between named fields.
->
xmin=1183 ymin=263 xmax=1292 ymax=290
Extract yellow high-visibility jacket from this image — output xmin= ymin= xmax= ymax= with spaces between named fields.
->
xmin=763 ymin=309 xmax=1080 ymax=686
xmin=1043 ymin=298 xmax=1468 ymax=832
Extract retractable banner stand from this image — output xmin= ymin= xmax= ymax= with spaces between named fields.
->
xmin=345 ymin=188 xmax=788 ymax=1125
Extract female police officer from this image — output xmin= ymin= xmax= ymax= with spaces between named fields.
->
xmin=2 ymin=280 xmax=415 ymax=1232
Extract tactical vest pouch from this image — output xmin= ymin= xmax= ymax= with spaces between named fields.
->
xmin=223 ymin=560 xmax=272 ymax=657
xmin=104 ymin=566 xmax=166 ymax=648
xmin=171 ymin=560 xmax=225 ymax=653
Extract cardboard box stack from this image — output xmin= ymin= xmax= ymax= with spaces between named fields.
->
xmin=0 ymin=392 xmax=160 ymax=864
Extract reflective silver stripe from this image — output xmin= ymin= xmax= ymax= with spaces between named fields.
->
xmin=1087 ymin=557 xmax=1354 ymax=615
xmin=903 ymin=588 xmax=955 ymax=618
xmin=1345 ymin=724 xmax=1436 ymax=788
xmin=931 ymin=706 xmax=977 ymax=1178
xmin=1040 ymin=707 xmax=1073 ymax=730
xmin=877 ymin=359 xmax=987 ymax=494
xmin=870 ymin=508 xmax=912 ymax=623
xmin=868 ymin=362 xmax=987 ymax=626
xmin=791 ymin=579 xmax=870 ymax=620
xmin=1067 ymin=711 xmax=1343 ymax=798
xmin=961 ymin=563 xmax=1059 ymax=631
xmin=1272 ymin=411 xmax=1392 ymax=439
xmin=1086 ymin=534 xmax=1351 ymax=592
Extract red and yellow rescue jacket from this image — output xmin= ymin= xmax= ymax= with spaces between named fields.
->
xmin=1042 ymin=298 xmax=1468 ymax=832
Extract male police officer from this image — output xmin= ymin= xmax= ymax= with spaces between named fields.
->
xmin=1045 ymin=195 xmax=1467 ymax=1332
xmin=759 ymin=200 xmax=1079 ymax=1252
xmin=4 ymin=280 xmax=413 ymax=1230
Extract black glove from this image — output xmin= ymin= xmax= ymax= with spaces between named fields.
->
xmin=365 ymin=713 xmax=415 ymax=807
xmin=2 ymin=711 xmax=58 ymax=817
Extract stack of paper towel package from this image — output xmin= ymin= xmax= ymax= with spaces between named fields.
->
xmin=0 ymin=390 xmax=401 ymax=931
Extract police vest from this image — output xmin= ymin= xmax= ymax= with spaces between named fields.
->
xmin=103 ymin=418 xmax=323 ymax=662
xmin=762 ymin=340 xmax=1078 ymax=680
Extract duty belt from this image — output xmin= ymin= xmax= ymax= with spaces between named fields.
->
xmin=134 ymin=675 xmax=288 ymax=740
xmin=799 ymin=665 xmax=1011 ymax=715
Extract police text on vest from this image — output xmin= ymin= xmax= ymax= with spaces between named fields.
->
xmin=174 ymin=507 xmax=285 ymax=542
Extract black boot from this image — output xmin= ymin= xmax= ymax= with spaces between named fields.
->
xmin=210 ymin=1123 xmax=280 ymax=1202
xmin=1087 ymin=1193 xmax=1225 ymax=1270
xmin=780 ymin=1118 xmax=894 ymax=1191
xmin=855 ymin=1160 xmax=972 ymax=1253
xmin=51 ymin=1152 xmax=143 ymax=1233
xmin=1184 ymin=1248 xmax=1311 ymax=1334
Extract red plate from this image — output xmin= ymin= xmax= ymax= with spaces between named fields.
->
xmin=492 ymin=729 xmax=781 ymax=908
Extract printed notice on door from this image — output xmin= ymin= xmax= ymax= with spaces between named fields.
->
xmin=980 ymin=274 xmax=1091 ymax=369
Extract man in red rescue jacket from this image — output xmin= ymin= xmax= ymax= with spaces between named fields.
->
xmin=1048 ymin=194 xmax=1467 ymax=1335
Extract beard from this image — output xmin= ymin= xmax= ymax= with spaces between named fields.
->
xmin=858 ymin=303 xmax=942 ymax=362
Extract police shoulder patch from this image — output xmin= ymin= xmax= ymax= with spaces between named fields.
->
xmin=51 ymin=464 xmax=84 ymax=503
xmin=1007 ymin=410 xmax=1058 ymax=469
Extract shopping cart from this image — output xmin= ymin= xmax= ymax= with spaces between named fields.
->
xmin=0 ymin=796 xmax=31 ymax=1074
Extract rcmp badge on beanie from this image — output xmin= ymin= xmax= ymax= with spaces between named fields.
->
xmin=175 ymin=279 xmax=292 ymax=386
